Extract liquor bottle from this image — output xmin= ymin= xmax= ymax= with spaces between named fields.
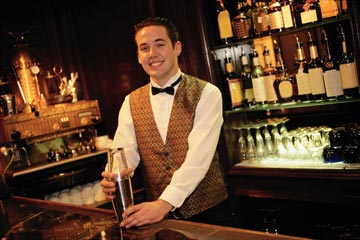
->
xmin=281 ymin=0 xmax=296 ymax=29
xmin=216 ymin=0 xmax=234 ymax=44
xmin=240 ymin=47 xmax=256 ymax=107
xmin=268 ymin=0 xmax=285 ymax=33
xmin=307 ymin=31 xmax=326 ymax=100
xmin=319 ymin=0 xmax=340 ymax=19
xmin=322 ymin=29 xmax=344 ymax=100
xmin=251 ymin=48 xmax=267 ymax=105
xmin=224 ymin=51 xmax=244 ymax=109
xmin=294 ymin=35 xmax=312 ymax=101
xmin=273 ymin=41 xmax=298 ymax=103
xmin=263 ymin=44 xmax=278 ymax=104
xmin=338 ymin=24 xmax=359 ymax=98
xmin=251 ymin=0 xmax=270 ymax=36
xmin=232 ymin=0 xmax=254 ymax=40
xmin=296 ymin=0 xmax=322 ymax=26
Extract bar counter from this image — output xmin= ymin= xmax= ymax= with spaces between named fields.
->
xmin=0 ymin=196 xmax=312 ymax=240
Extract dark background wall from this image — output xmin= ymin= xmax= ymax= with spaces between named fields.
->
xmin=0 ymin=0 xmax=217 ymax=139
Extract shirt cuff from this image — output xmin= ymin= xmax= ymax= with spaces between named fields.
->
xmin=159 ymin=185 xmax=187 ymax=209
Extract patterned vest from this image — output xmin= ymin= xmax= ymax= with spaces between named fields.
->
xmin=129 ymin=74 xmax=228 ymax=218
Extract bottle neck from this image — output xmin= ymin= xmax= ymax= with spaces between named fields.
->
xmin=324 ymin=38 xmax=332 ymax=60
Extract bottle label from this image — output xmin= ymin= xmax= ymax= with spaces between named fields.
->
xmin=252 ymin=77 xmax=267 ymax=102
xmin=281 ymin=5 xmax=294 ymax=29
xmin=228 ymin=78 xmax=243 ymax=107
xmin=278 ymin=79 xmax=293 ymax=99
xmin=296 ymin=72 xmax=312 ymax=95
xmin=264 ymin=75 xmax=278 ymax=102
xmin=323 ymin=69 xmax=344 ymax=97
xmin=218 ymin=10 xmax=234 ymax=39
xmin=269 ymin=11 xmax=284 ymax=30
xmin=226 ymin=62 xmax=234 ymax=73
xmin=320 ymin=0 xmax=339 ymax=19
xmin=244 ymin=88 xmax=255 ymax=102
xmin=301 ymin=9 xmax=318 ymax=24
xmin=309 ymin=68 xmax=326 ymax=94
xmin=340 ymin=63 xmax=359 ymax=88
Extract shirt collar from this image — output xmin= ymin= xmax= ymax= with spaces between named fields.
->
xmin=151 ymin=70 xmax=182 ymax=88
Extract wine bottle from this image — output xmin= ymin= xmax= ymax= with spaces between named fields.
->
xmin=322 ymin=29 xmax=344 ymax=100
xmin=307 ymin=31 xmax=326 ymax=100
xmin=297 ymin=0 xmax=322 ymax=26
xmin=263 ymin=44 xmax=278 ymax=104
xmin=294 ymin=35 xmax=312 ymax=101
xmin=224 ymin=51 xmax=244 ymax=109
xmin=319 ymin=0 xmax=340 ymax=19
xmin=240 ymin=47 xmax=256 ymax=107
xmin=232 ymin=0 xmax=254 ymax=39
xmin=216 ymin=0 xmax=234 ymax=44
xmin=338 ymin=24 xmax=359 ymax=98
xmin=273 ymin=40 xmax=298 ymax=103
xmin=251 ymin=48 xmax=267 ymax=105
xmin=251 ymin=0 xmax=270 ymax=36
xmin=268 ymin=0 xmax=285 ymax=33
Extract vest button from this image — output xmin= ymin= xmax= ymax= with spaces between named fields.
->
xmin=164 ymin=152 xmax=169 ymax=157
xmin=166 ymin=165 xmax=171 ymax=171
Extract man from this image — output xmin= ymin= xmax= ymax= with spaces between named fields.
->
xmin=101 ymin=17 xmax=238 ymax=229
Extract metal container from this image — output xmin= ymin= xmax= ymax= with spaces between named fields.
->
xmin=1 ymin=94 xmax=16 ymax=115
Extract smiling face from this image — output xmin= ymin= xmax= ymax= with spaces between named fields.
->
xmin=135 ymin=25 xmax=182 ymax=86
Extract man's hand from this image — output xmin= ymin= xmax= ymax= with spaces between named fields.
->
xmin=120 ymin=199 xmax=173 ymax=228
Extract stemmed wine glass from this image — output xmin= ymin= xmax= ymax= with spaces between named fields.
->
xmin=246 ymin=125 xmax=256 ymax=163
xmin=254 ymin=123 xmax=266 ymax=162
xmin=237 ymin=127 xmax=248 ymax=162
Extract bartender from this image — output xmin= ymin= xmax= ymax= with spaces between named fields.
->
xmin=101 ymin=17 xmax=239 ymax=229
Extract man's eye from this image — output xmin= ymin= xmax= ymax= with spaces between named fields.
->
xmin=140 ymin=47 xmax=149 ymax=52
xmin=156 ymin=43 xmax=165 ymax=48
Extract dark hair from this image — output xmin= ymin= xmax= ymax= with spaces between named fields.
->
xmin=134 ymin=17 xmax=179 ymax=46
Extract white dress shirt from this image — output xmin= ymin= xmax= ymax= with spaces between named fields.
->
xmin=111 ymin=70 xmax=223 ymax=208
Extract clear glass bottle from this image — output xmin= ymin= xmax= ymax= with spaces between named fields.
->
xmin=240 ymin=47 xmax=256 ymax=107
xmin=216 ymin=0 xmax=234 ymax=44
xmin=321 ymin=29 xmax=344 ymax=100
xmin=307 ymin=31 xmax=326 ymax=100
xmin=268 ymin=0 xmax=285 ymax=33
xmin=263 ymin=44 xmax=278 ymax=104
xmin=251 ymin=0 xmax=270 ymax=36
xmin=251 ymin=48 xmax=267 ymax=105
xmin=273 ymin=41 xmax=298 ymax=103
xmin=338 ymin=24 xmax=359 ymax=98
xmin=232 ymin=0 xmax=254 ymax=40
xmin=294 ymin=35 xmax=312 ymax=101
xmin=224 ymin=51 xmax=244 ymax=109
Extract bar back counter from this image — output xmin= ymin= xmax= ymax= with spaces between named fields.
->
xmin=0 ymin=196 xmax=311 ymax=240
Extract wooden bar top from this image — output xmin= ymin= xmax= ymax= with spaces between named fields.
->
xmin=0 ymin=196 xmax=312 ymax=239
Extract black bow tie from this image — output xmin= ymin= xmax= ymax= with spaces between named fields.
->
xmin=151 ymin=76 xmax=182 ymax=95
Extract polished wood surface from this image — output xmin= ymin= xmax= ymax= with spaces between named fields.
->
xmin=0 ymin=196 xmax=312 ymax=239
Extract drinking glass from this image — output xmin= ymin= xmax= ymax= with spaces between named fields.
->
xmin=263 ymin=124 xmax=274 ymax=160
xmin=246 ymin=126 xmax=257 ymax=163
xmin=254 ymin=124 xmax=266 ymax=162
xmin=107 ymin=148 xmax=134 ymax=222
xmin=237 ymin=127 xmax=248 ymax=162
